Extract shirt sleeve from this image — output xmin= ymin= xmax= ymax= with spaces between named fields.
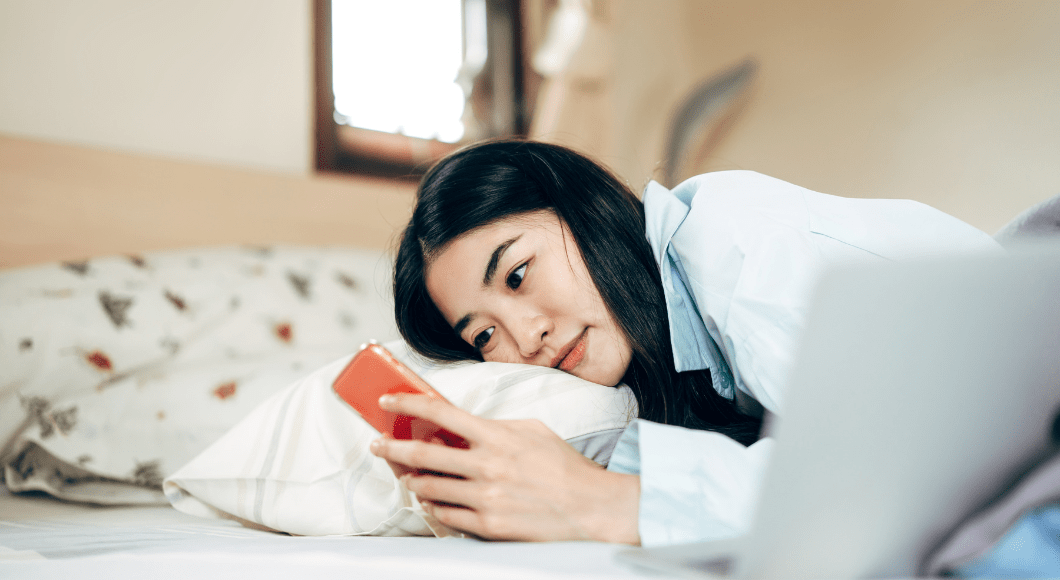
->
xmin=607 ymin=419 xmax=774 ymax=547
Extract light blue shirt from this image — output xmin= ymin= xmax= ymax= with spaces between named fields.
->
xmin=608 ymin=171 xmax=1001 ymax=547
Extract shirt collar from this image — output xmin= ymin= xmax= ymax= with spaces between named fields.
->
xmin=642 ymin=180 xmax=736 ymax=399
xmin=644 ymin=180 xmax=694 ymax=268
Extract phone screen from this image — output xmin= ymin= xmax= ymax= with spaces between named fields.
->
xmin=332 ymin=343 xmax=469 ymax=449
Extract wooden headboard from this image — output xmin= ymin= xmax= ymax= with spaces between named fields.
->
xmin=0 ymin=135 xmax=417 ymax=269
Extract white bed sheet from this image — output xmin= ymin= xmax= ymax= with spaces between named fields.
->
xmin=0 ymin=488 xmax=658 ymax=579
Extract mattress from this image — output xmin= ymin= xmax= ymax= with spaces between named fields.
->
xmin=0 ymin=488 xmax=651 ymax=579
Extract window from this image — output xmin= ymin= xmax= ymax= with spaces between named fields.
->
xmin=315 ymin=0 xmax=531 ymax=179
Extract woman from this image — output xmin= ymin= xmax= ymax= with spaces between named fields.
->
xmin=369 ymin=139 xmax=999 ymax=545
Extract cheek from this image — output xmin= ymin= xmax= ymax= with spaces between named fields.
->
xmin=600 ymin=319 xmax=634 ymax=383
xmin=603 ymin=340 xmax=634 ymax=385
xmin=480 ymin=343 xmax=522 ymax=365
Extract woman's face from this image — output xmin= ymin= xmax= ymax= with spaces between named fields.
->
xmin=425 ymin=210 xmax=633 ymax=386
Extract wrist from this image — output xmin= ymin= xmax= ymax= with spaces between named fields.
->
xmin=579 ymin=469 xmax=641 ymax=544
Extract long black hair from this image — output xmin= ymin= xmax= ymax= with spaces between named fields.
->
xmin=394 ymin=139 xmax=762 ymax=445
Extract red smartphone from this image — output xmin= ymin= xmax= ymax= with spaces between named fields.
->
xmin=332 ymin=342 xmax=469 ymax=449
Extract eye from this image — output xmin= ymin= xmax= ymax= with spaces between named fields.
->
xmin=506 ymin=262 xmax=528 ymax=290
xmin=473 ymin=327 xmax=494 ymax=350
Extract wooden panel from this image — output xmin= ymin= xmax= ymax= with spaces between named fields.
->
xmin=0 ymin=135 xmax=417 ymax=269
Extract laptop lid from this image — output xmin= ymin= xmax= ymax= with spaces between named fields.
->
xmin=619 ymin=244 xmax=1060 ymax=579
xmin=743 ymin=244 xmax=1060 ymax=578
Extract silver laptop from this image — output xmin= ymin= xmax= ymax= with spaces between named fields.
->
xmin=617 ymin=242 xmax=1060 ymax=579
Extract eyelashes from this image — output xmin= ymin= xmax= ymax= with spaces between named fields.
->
xmin=471 ymin=261 xmax=529 ymax=351
xmin=473 ymin=326 xmax=493 ymax=349
xmin=506 ymin=262 xmax=527 ymax=290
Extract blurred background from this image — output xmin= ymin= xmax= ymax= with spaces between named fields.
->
xmin=2 ymin=0 xmax=1060 ymax=247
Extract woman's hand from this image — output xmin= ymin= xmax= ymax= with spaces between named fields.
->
xmin=368 ymin=393 xmax=641 ymax=544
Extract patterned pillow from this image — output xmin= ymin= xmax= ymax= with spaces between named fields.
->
xmin=0 ymin=245 xmax=399 ymax=503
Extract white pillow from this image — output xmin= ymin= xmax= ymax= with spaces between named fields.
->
xmin=163 ymin=340 xmax=637 ymax=537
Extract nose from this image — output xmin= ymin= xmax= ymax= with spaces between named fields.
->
xmin=513 ymin=313 xmax=553 ymax=360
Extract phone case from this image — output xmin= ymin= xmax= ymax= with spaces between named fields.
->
xmin=332 ymin=342 xmax=469 ymax=448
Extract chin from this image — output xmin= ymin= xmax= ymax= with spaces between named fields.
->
xmin=575 ymin=367 xmax=625 ymax=387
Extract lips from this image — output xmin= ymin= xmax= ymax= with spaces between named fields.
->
xmin=551 ymin=329 xmax=588 ymax=372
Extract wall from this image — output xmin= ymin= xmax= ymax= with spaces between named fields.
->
xmin=541 ymin=0 xmax=1060 ymax=234
xmin=682 ymin=0 xmax=1060 ymax=234
xmin=0 ymin=0 xmax=313 ymax=174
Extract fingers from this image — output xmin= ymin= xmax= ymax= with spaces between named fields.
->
xmin=379 ymin=393 xmax=490 ymax=442
xmin=422 ymin=503 xmax=497 ymax=540
xmin=370 ymin=437 xmax=476 ymax=478
xmin=401 ymin=472 xmax=479 ymax=509
xmin=382 ymin=458 xmax=414 ymax=479
xmin=405 ymin=475 xmax=507 ymax=540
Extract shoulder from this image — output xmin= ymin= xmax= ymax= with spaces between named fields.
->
xmin=671 ymin=170 xmax=808 ymax=206
xmin=659 ymin=171 xmax=813 ymax=238
xmin=642 ymin=171 xmax=820 ymax=272
xmin=664 ymin=170 xmax=998 ymax=260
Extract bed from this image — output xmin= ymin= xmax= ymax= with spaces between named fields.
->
xmin=0 ymin=135 xmax=657 ymax=579
xmin=0 ymin=486 xmax=643 ymax=579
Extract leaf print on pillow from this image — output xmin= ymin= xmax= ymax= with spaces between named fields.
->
xmin=287 ymin=271 xmax=311 ymax=299
xmin=33 ymin=407 xmax=75 ymax=438
xmin=131 ymin=460 xmax=164 ymax=488
xmin=19 ymin=338 xmax=33 ymax=351
xmin=21 ymin=396 xmax=46 ymax=411
xmin=274 ymin=322 xmax=293 ymax=344
xmin=335 ymin=271 xmax=360 ymax=292
xmin=85 ymin=350 xmax=114 ymax=372
xmin=126 ymin=254 xmax=148 ymax=269
xmin=213 ymin=381 xmax=237 ymax=401
xmin=164 ymin=289 xmax=187 ymax=312
xmin=48 ymin=406 xmax=78 ymax=437
xmin=21 ymin=395 xmax=77 ymax=439
xmin=9 ymin=444 xmax=99 ymax=491
xmin=98 ymin=290 xmax=134 ymax=328
xmin=61 ymin=261 xmax=90 ymax=276
xmin=10 ymin=446 xmax=43 ymax=482
xmin=20 ymin=395 xmax=49 ymax=426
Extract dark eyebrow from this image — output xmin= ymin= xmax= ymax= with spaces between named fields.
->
xmin=451 ymin=235 xmax=522 ymax=340
xmin=483 ymin=235 xmax=521 ymax=287
xmin=453 ymin=313 xmax=472 ymax=338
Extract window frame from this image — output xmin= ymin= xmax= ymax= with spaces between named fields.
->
xmin=314 ymin=0 xmax=535 ymax=179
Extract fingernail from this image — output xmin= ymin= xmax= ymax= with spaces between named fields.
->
xmin=378 ymin=394 xmax=395 ymax=407
xmin=420 ymin=500 xmax=432 ymax=512
xmin=369 ymin=439 xmax=381 ymax=452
